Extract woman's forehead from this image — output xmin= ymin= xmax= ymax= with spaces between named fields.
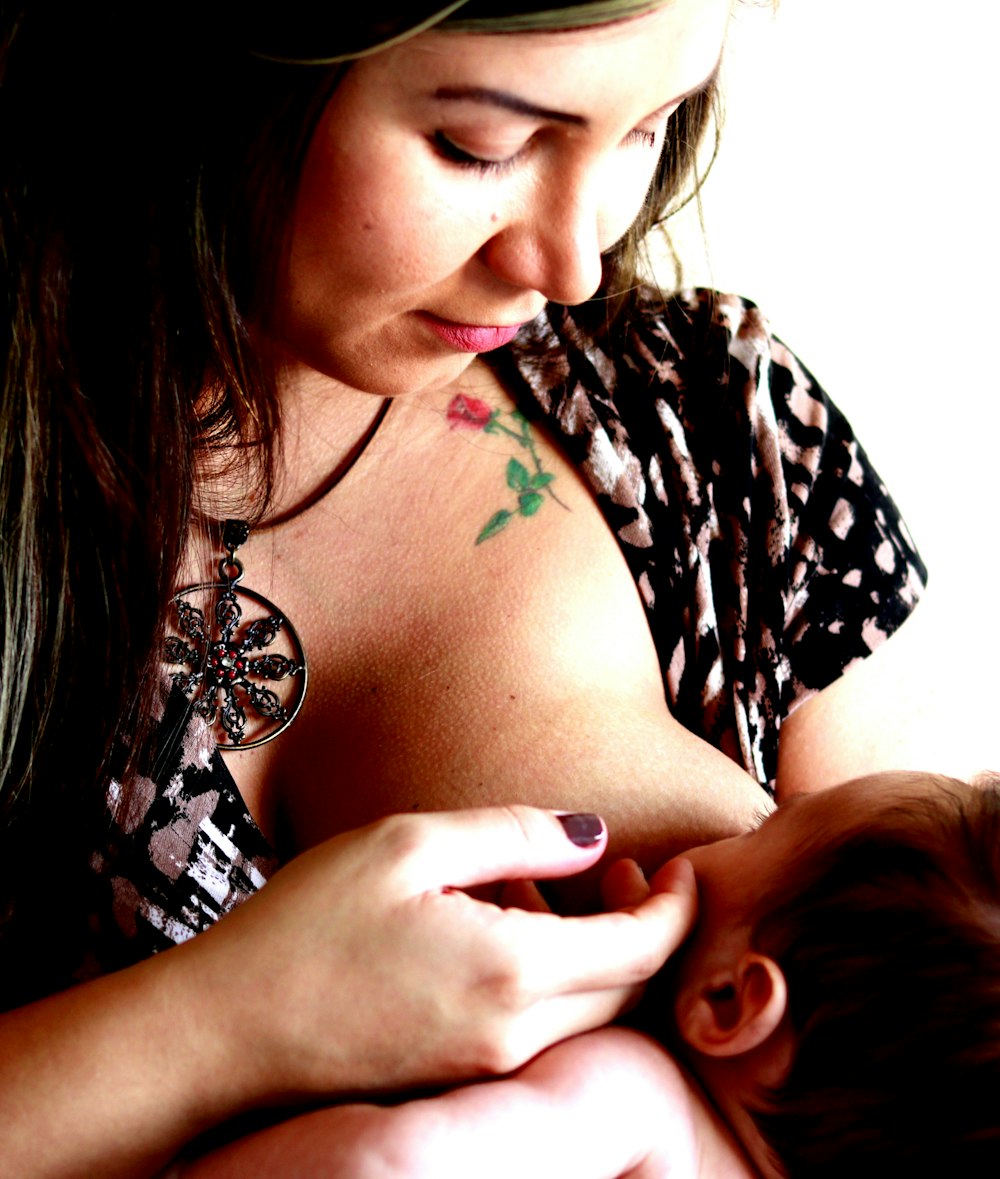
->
xmin=364 ymin=0 xmax=730 ymax=112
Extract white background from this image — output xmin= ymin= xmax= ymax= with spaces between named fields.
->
xmin=663 ymin=0 xmax=999 ymax=596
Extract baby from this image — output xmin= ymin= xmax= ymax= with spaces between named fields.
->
xmin=186 ymin=770 xmax=1000 ymax=1177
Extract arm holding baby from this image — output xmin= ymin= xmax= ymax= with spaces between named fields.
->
xmin=174 ymin=1028 xmax=753 ymax=1179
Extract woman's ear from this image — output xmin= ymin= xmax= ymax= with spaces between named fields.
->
xmin=676 ymin=952 xmax=787 ymax=1058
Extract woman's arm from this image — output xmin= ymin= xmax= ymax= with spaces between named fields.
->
xmin=776 ymin=583 xmax=998 ymax=799
xmin=172 ymin=1028 xmax=754 ymax=1179
xmin=0 ymin=807 xmax=696 ymax=1179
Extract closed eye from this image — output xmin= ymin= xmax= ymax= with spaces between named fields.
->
xmin=433 ymin=131 xmax=520 ymax=176
xmin=435 ymin=120 xmax=659 ymax=177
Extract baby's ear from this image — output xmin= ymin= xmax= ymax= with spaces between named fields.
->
xmin=676 ymin=952 xmax=787 ymax=1058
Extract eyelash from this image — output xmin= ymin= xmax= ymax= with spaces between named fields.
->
xmin=433 ymin=125 xmax=659 ymax=176
xmin=627 ymin=128 xmax=657 ymax=149
xmin=749 ymin=807 xmax=775 ymax=831
xmin=433 ymin=132 xmax=519 ymax=176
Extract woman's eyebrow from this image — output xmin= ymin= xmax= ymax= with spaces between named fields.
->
xmin=432 ymin=87 xmax=587 ymax=126
xmin=431 ymin=67 xmax=717 ymax=129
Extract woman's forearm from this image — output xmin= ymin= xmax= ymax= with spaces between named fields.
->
xmin=171 ymin=1029 xmax=734 ymax=1179
xmin=0 ymin=943 xmax=255 ymax=1179
xmin=171 ymin=1031 xmax=663 ymax=1179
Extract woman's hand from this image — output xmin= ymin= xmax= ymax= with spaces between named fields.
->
xmin=188 ymin=806 xmax=697 ymax=1105
xmin=0 ymin=806 xmax=694 ymax=1179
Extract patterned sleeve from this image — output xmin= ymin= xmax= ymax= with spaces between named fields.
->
xmin=510 ymin=289 xmax=928 ymax=790
xmin=766 ymin=333 xmax=926 ymax=698
xmin=702 ymin=293 xmax=927 ymax=716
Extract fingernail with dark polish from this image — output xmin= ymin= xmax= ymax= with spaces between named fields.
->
xmin=557 ymin=813 xmax=605 ymax=847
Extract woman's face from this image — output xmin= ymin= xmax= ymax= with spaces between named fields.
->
xmin=272 ymin=0 xmax=732 ymax=398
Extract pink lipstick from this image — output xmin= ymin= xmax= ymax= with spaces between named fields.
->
xmin=419 ymin=314 xmax=524 ymax=353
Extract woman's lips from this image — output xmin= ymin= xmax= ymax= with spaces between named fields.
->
xmin=419 ymin=313 xmax=524 ymax=353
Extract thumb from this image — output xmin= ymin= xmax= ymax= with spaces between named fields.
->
xmin=514 ymin=855 xmax=698 ymax=996
xmin=397 ymin=805 xmax=608 ymax=892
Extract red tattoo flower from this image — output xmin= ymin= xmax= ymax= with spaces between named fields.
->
xmin=446 ymin=393 xmax=494 ymax=430
xmin=441 ymin=396 xmax=568 ymax=542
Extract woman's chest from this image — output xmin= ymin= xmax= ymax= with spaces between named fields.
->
xmin=228 ymin=396 xmax=663 ymax=822
xmin=179 ymin=370 xmax=763 ymax=895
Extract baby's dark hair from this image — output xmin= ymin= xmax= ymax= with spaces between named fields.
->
xmin=748 ymin=772 xmax=1000 ymax=1177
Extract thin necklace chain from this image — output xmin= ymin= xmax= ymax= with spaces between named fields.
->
xmin=163 ymin=396 xmax=393 ymax=748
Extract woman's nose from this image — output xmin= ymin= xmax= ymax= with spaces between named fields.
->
xmin=479 ymin=185 xmax=606 ymax=307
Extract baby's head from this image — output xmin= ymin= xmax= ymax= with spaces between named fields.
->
xmin=665 ymin=770 xmax=1000 ymax=1177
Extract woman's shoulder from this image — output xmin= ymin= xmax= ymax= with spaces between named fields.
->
xmin=511 ymin=286 xmax=803 ymax=405
xmin=627 ymin=285 xmax=770 ymax=348
xmin=617 ymin=286 xmax=814 ymax=413
xmin=509 ymin=285 xmax=842 ymax=474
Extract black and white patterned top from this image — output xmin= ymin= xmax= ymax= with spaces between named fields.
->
xmin=78 ymin=289 xmax=926 ymax=982
xmin=509 ymin=290 xmax=926 ymax=784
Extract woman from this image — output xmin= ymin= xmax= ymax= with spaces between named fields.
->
xmin=0 ymin=1 xmax=934 ymax=1174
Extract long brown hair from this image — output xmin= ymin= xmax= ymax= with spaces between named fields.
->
xmin=0 ymin=0 xmax=718 ymax=981
xmin=0 ymin=5 xmax=344 ymax=983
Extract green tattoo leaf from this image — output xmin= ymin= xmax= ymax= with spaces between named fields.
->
xmin=506 ymin=458 xmax=530 ymax=492
xmin=445 ymin=395 xmax=571 ymax=545
xmin=476 ymin=509 xmax=513 ymax=544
